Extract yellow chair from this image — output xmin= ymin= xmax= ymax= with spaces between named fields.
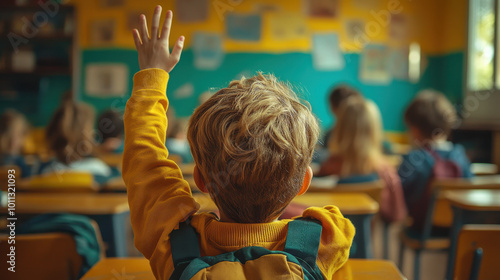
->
xmin=17 ymin=172 xmax=98 ymax=192
xmin=454 ymin=225 xmax=500 ymax=280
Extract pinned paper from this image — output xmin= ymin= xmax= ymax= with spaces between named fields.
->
xmin=270 ymin=13 xmax=308 ymax=41
xmin=176 ymin=0 xmax=209 ymax=22
xmin=173 ymin=83 xmax=195 ymax=99
xmin=226 ymin=13 xmax=262 ymax=41
xmin=389 ymin=48 xmax=409 ymax=80
xmin=312 ymin=33 xmax=345 ymax=71
xmin=359 ymin=44 xmax=391 ymax=84
xmin=193 ymin=32 xmax=224 ymax=70
xmin=305 ymin=0 xmax=339 ymax=18
xmin=390 ymin=14 xmax=408 ymax=41
xmin=345 ymin=19 xmax=365 ymax=41
xmin=85 ymin=63 xmax=128 ymax=97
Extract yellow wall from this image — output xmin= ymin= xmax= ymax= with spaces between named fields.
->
xmin=70 ymin=0 xmax=462 ymax=54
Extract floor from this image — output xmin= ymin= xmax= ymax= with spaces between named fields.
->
xmin=372 ymin=221 xmax=448 ymax=280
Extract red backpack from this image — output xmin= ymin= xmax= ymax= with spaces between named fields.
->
xmin=409 ymin=148 xmax=462 ymax=230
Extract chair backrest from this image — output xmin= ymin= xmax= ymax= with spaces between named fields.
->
xmin=17 ymin=172 xmax=98 ymax=193
xmin=454 ymin=225 xmax=500 ymax=280
xmin=431 ymin=175 xmax=500 ymax=227
xmin=0 ymin=165 xmax=21 ymax=191
xmin=0 ymin=232 xmax=83 ymax=280
xmin=470 ymin=163 xmax=498 ymax=176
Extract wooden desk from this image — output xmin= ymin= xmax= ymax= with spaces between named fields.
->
xmin=444 ymin=190 xmax=500 ymax=279
xmin=294 ymin=193 xmax=379 ymax=259
xmin=293 ymin=193 xmax=379 ymax=215
xmin=101 ymin=176 xmax=200 ymax=193
xmin=81 ymin=258 xmax=405 ymax=280
xmin=179 ymin=163 xmax=195 ymax=176
xmin=0 ymin=193 xmax=130 ymax=257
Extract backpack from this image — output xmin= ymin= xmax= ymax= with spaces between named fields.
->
xmin=409 ymin=148 xmax=463 ymax=230
xmin=169 ymin=218 xmax=325 ymax=280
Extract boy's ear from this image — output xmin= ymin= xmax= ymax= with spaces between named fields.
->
xmin=297 ymin=166 xmax=313 ymax=196
xmin=193 ymin=165 xmax=209 ymax=193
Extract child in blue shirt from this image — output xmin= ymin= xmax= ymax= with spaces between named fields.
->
xmin=398 ymin=90 xmax=472 ymax=230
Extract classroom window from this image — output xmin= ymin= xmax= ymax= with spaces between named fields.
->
xmin=467 ymin=0 xmax=496 ymax=91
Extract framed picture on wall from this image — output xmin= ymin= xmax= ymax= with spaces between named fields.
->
xmin=304 ymin=0 xmax=339 ymax=18
xmin=89 ymin=19 xmax=116 ymax=46
xmin=85 ymin=63 xmax=128 ymax=97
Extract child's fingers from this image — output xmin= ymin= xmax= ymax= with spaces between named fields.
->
xmin=132 ymin=29 xmax=142 ymax=49
xmin=160 ymin=10 xmax=173 ymax=41
xmin=170 ymin=36 xmax=184 ymax=62
xmin=151 ymin=5 xmax=162 ymax=40
xmin=140 ymin=14 xmax=150 ymax=43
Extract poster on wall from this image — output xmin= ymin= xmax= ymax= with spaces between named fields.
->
xmin=305 ymin=0 xmax=339 ymax=18
xmin=359 ymin=44 xmax=391 ymax=84
xmin=176 ymin=0 xmax=209 ymax=22
xmin=226 ymin=13 xmax=261 ymax=41
xmin=193 ymin=32 xmax=224 ymax=70
xmin=390 ymin=14 xmax=408 ymax=41
xmin=345 ymin=19 xmax=365 ymax=41
xmin=270 ymin=13 xmax=308 ymax=41
xmin=389 ymin=48 xmax=409 ymax=80
xmin=312 ymin=33 xmax=344 ymax=71
xmin=127 ymin=11 xmax=147 ymax=31
xmin=89 ymin=19 xmax=116 ymax=46
xmin=85 ymin=63 xmax=128 ymax=97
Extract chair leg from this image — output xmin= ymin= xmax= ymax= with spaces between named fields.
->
xmin=414 ymin=250 xmax=421 ymax=280
xmin=469 ymin=248 xmax=483 ymax=280
xmin=383 ymin=222 xmax=389 ymax=259
xmin=398 ymin=240 xmax=405 ymax=270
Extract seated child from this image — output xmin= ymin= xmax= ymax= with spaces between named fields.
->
xmin=165 ymin=118 xmax=193 ymax=163
xmin=0 ymin=110 xmax=32 ymax=177
xmin=123 ymin=7 xmax=354 ymax=279
xmin=398 ymin=90 xmax=473 ymax=230
xmin=317 ymin=98 xmax=406 ymax=223
xmin=322 ymin=85 xmax=362 ymax=147
xmin=42 ymin=92 xmax=111 ymax=178
xmin=96 ymin=109 xmax=124 ymax=154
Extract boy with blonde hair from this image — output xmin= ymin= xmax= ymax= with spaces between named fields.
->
xmin=123 ymin=6 xmax=354 ymax=279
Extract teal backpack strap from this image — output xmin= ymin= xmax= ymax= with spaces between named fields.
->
xmin=170 ymin=219 xmax=201 ymax=267
xmin=284 ymin=218 xmax=323 ymax=268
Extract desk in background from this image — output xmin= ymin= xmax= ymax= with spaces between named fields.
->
xmin=444 ymin=189 xmax=500 ymax=280
xmin=0 ymin=193 xmax=130 ymax=257
xmin=81 ymin=258 xmax=406 ymax=280
xmin=293 ymin=193 xmax=379 ymax=259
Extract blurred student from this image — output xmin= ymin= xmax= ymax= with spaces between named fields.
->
xmin=123 ymin=7 xmax=354 ymax=279
xmin=399 ymin=90 xmax=472 ymax=231
xmin=42 ymin=92 xmax=111 ymax=178
xmin=96 ymin=109 xmax=124 ymax=154
xmin=317 ymin=98 xmax=406 ymax=223
xmin=322 ymin=85 xmax=362 ymax=146
xmin=0 ymin=110 xmax=32 ymax=177
xmin=165 ymin=118 xmax=193 ymax=163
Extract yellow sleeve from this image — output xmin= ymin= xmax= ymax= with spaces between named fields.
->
xmin=301 ymin=206 xmax=355 ymax=279
xmin=122 ymin=68 xmax=200 ymax=279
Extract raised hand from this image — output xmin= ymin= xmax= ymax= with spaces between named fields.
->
xmin=132 ymin=6 xmax=184 ymax=73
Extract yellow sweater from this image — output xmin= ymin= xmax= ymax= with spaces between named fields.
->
xmin=123 ymin=68 xmax=355 ymax=280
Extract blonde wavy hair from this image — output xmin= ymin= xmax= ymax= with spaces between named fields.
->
xmin=329 ymin=98 xmax=383 ymax=176
xmin=187 ymin=73 xmax=319 ymax=223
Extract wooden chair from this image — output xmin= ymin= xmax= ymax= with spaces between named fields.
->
xmin=399 ymin=175 xmax=500 ymax=280
xmin=17 ymin=172 xmax=98 ymax=192
xmin=0 ymin=219 xmax=105 ymax=280
xmin=454 ymin=225 xmax=500 ymax=280
xmin=0 ymin=233 xmax=82 ymax=280
xmin=0 ymin=165 xmax=21 ymax=191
